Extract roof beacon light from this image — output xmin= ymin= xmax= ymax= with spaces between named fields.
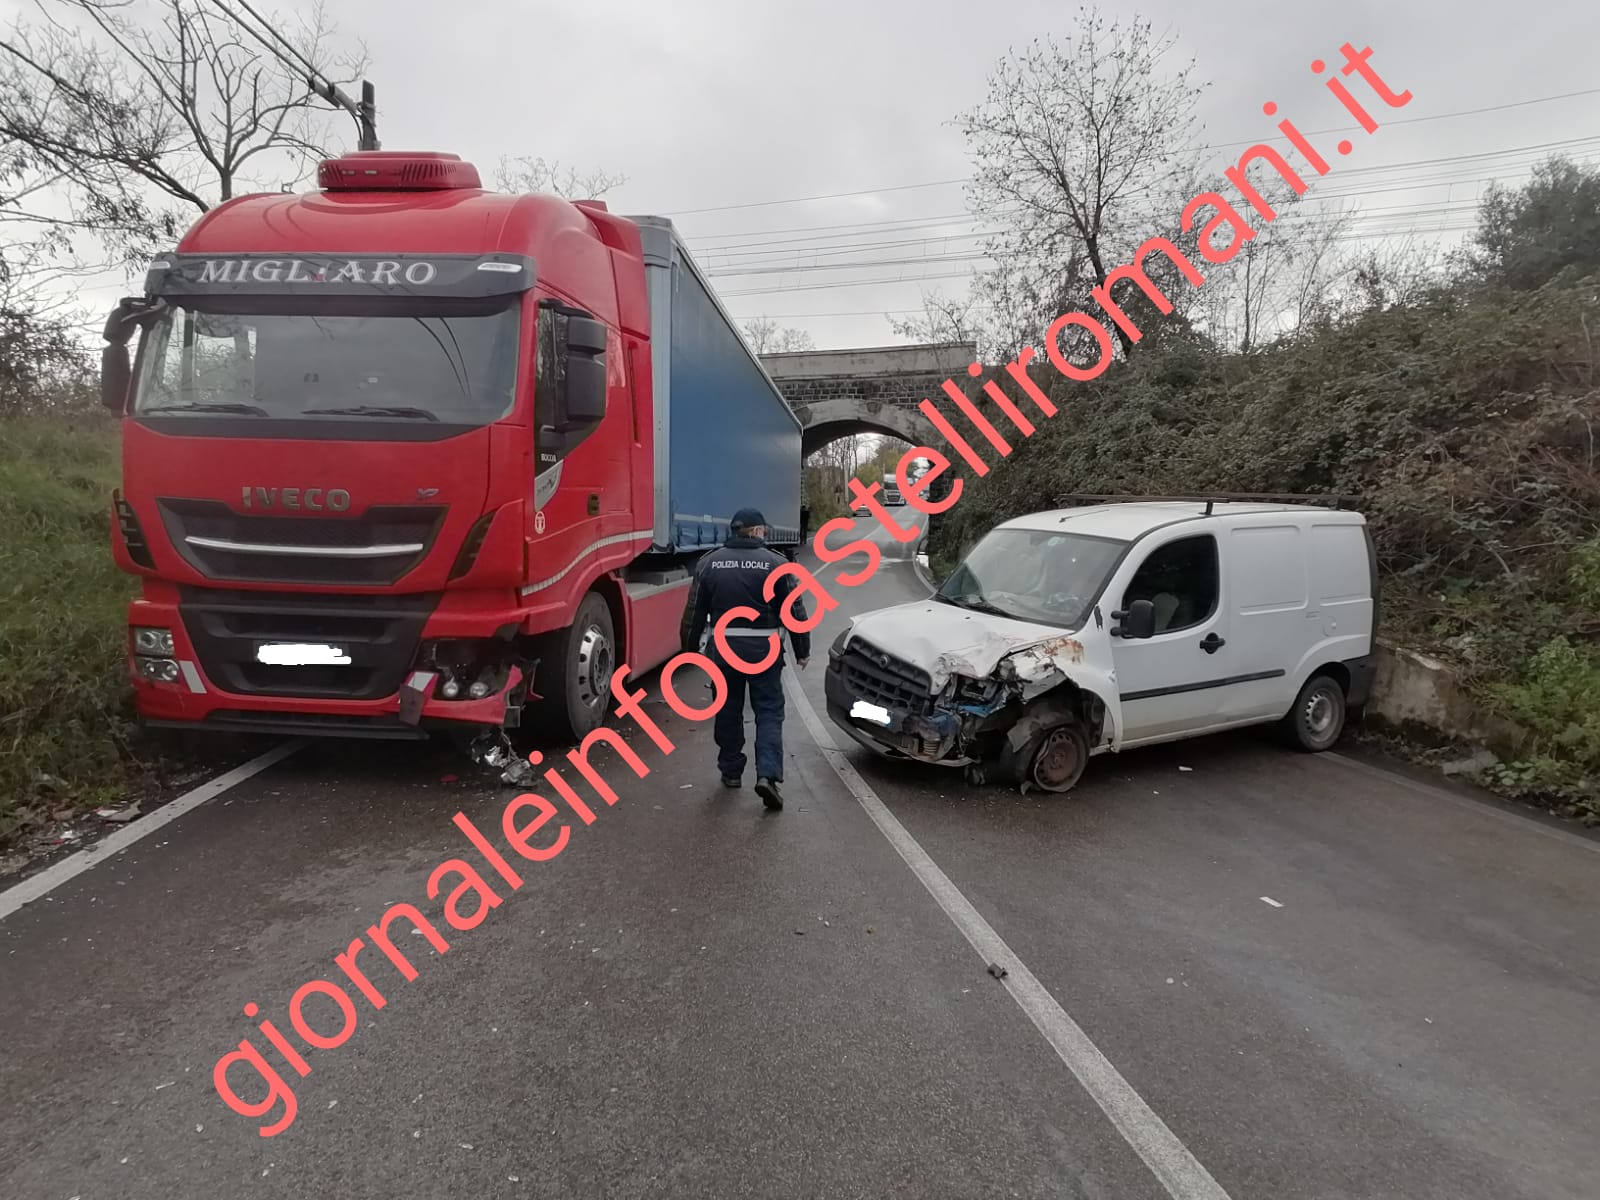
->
xmin=318 ymin=151 xmax=483 ymax=192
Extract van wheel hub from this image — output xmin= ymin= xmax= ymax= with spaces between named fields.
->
xmin=1030 ymin=725 xmax=1085 ymax=792
xmin=1303 ymin=692 xmax=1336 ymax=736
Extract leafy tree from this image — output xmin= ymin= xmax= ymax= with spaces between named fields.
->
xmin=1463 ymin=157 xmax=1600 ymax=291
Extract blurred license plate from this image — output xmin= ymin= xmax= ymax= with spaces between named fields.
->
xmin=256 ymin=643 xmax=352 ymax=666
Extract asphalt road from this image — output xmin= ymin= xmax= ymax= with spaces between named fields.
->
xmin=3 ymin=515 xmax=1598 ymax=1200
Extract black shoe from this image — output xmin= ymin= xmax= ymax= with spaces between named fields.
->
xmin=721 ymin=775 xmax=741 ymax=789
xmin=755 ymin=778 xmax=783 ymax=811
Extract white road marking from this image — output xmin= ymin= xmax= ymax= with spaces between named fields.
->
xmin=783 ymin=671 xmax=1232 ymax=1200
xmin=1260 ymin=897 xmax=1284 ymax=908
xmin=0 ymin=740 xmax=305 ymax=922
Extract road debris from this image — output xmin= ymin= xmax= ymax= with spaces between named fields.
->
xmin=1260 ymin=896 xmax=1284 ymax=908
xmin=95 ymin=805 xmax=140 ymax=823
xmin=987 ymin=963 xmax=1008 ymax=980
xmin=1178 ymin=766 xmax=1194 ymax=773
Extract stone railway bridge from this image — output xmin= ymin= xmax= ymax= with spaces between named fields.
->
xmin=759 ymin=341 xmax=978 ymax=459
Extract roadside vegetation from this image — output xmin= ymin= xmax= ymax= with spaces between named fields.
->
xmin=0 ymin=414 xmax=138 ymax=833
xmin=920 ymin=163 xmax=1600 ymax=821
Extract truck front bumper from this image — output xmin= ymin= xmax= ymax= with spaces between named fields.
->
xmin=126 ymin=588 xmax=531 ymax=739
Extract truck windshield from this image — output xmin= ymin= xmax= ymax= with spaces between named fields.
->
xmin=132 ymin=297 xmax=521 ymax=424
xmin=937 ymin=527 xmax=1127 ymax=628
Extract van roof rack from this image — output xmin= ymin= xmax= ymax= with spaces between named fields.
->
xmin=1051 ymin=492 xmax=1356 ymax=516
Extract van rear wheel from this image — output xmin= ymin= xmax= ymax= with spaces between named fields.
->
xmin=1285 ymin=674 xmax=1346 ymax=752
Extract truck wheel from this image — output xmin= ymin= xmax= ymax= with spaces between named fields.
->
xmin=1284 ymin=674 xmax=1346 ymax=752
xmin=540 ymin=592 xmax=615 ymax=742
xmin=1007 ymin=718 xmax=1089 ymax=794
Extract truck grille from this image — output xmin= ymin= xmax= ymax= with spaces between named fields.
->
xmin=838 ymin=639 xmax=934 ymax=713
xmin=158 ymin=499 xmax=446 ymax=585
xmin=177 ymin=586 xmax=438 ymax=700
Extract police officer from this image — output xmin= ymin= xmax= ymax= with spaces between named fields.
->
xmin=680 ymin=508 xmax=810 ymax=811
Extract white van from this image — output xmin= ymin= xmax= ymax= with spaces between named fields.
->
xmin=823 ymin=497 xmax=1377 ymax=793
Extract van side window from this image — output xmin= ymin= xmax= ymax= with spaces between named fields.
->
xmin=1121 ymin=534 xmax=1219 ymax=634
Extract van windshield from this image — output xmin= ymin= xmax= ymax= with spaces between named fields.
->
xmin=132 ymin=296 xmax=521 ymax=425
xmin=937 ymin=527 xmax=1127 ymax=629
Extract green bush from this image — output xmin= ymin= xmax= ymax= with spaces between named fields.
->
xmin=0 ymin=415 xmax=136 ymax=830
xmin=1487 ymin=637 xmax=1600 ymax=821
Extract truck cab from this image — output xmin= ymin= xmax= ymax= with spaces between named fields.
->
xmin=98 ymin=150 xmax=801 ymax=749
xmin=823 ymin=499 xmax=1378 ymax=793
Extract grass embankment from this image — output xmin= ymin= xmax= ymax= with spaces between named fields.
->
xmin=926 ymin=276 xmax=1600 ymax=820
xmin=0 ymin=415 xmax=137 ymax=834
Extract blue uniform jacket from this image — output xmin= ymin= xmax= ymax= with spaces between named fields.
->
xmin=679 ymin=535 xmax=812 ymax=662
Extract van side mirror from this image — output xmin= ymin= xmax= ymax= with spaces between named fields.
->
xmin=562 ymin=315 xmax=608 ymax=424
xmin=1111 ymin=598 xmax=1155 ymax=639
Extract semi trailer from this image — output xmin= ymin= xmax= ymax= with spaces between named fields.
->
xmin=99 ymin=150 xmax=804 ymax=745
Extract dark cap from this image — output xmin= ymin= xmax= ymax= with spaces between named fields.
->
xmin=730 ymin=507 xmax=767 ymax=532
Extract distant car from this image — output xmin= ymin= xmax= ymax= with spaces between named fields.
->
xmin=824 ymin=499 xmax=1377 ymax=794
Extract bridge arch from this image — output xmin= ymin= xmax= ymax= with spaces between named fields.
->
xmin=760 ymin=341 xmax=978 ymax=460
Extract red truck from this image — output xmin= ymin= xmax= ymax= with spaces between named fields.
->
xmin=99 ymin=150 xmax=804 ymax=747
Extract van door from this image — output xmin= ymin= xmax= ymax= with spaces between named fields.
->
xmin=1216 ymin=520 xmax=1311 ymax=720
xmin=1106 ymin=526 xmax=1233 ymax=745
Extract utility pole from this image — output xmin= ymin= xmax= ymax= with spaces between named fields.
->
xmin=359 ymin=81 xmax=379 ymax=152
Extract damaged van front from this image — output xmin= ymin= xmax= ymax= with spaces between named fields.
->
xmin=823 ymin=524 xmax=1130 ymax=793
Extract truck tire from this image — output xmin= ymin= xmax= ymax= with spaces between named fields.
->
xmin=538 ymin=591 xmax=616 ymax=742
xmin=1283 ymin=673 xmax=1346 ymax=752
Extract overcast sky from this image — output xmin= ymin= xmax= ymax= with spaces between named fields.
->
xmin=11 ymin=0 xmax=1600 ymax=350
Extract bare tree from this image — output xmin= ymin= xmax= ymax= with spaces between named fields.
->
xmin=887 ymin=287 xmax=982 ymax=345
xmin=0 ymin=0 xmax=367 ymax=267
xmin=742 ymin=315 xmax=814 ymax=354
xmin=953 ymin=9 xmax=1209 ymax=358
xmin=494 ymin=155 xmax=626 ymax=200
xmin=1197 ymin=200 xmax=1360 ymax=352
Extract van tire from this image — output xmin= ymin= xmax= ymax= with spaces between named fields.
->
xmin=1007 ymin=717 xmax=1090 ymax=794
xmin=1285 ymin=674 xmax=1346 ymax=752
xmin=536 ymin=592 xmax=615 ymax=743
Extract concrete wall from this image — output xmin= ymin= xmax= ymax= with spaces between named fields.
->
xmin=1367 ymin=640 xmax=1530 ymax=755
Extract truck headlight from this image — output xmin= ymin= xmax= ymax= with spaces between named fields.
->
xmin=137 ymin=657 xmax=181 ymax=683
xmin=133 ymin=627 xmax=175 ymax=657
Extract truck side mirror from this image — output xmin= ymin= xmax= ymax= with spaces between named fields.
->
xmin=101 ymin=343 xmax=131 ymax=415
xmin=562 ymin=315 xmax=608 ymax=424
xmin=1111 ymin=599 xmax=1155 ymax=639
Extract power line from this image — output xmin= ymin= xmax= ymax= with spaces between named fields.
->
xmin=713 ymin=222 xmax=1477 ymax=299
xmin=663 ymin=85 xmax=1600 ymax=219
xmin=208 ymin=0 xmax=378 ymax=149
xmin=685 ymin=134 xmax=1600 ymax=268
xmin=695 ymin=144 xmax=1600 ymax=277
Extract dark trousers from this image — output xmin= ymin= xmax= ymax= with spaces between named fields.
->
xmin=706 ymin=639 xmax=785 ymax=782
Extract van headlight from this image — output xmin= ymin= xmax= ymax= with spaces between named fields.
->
xmin=133 ymin=627 xmax=175 ymax=657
